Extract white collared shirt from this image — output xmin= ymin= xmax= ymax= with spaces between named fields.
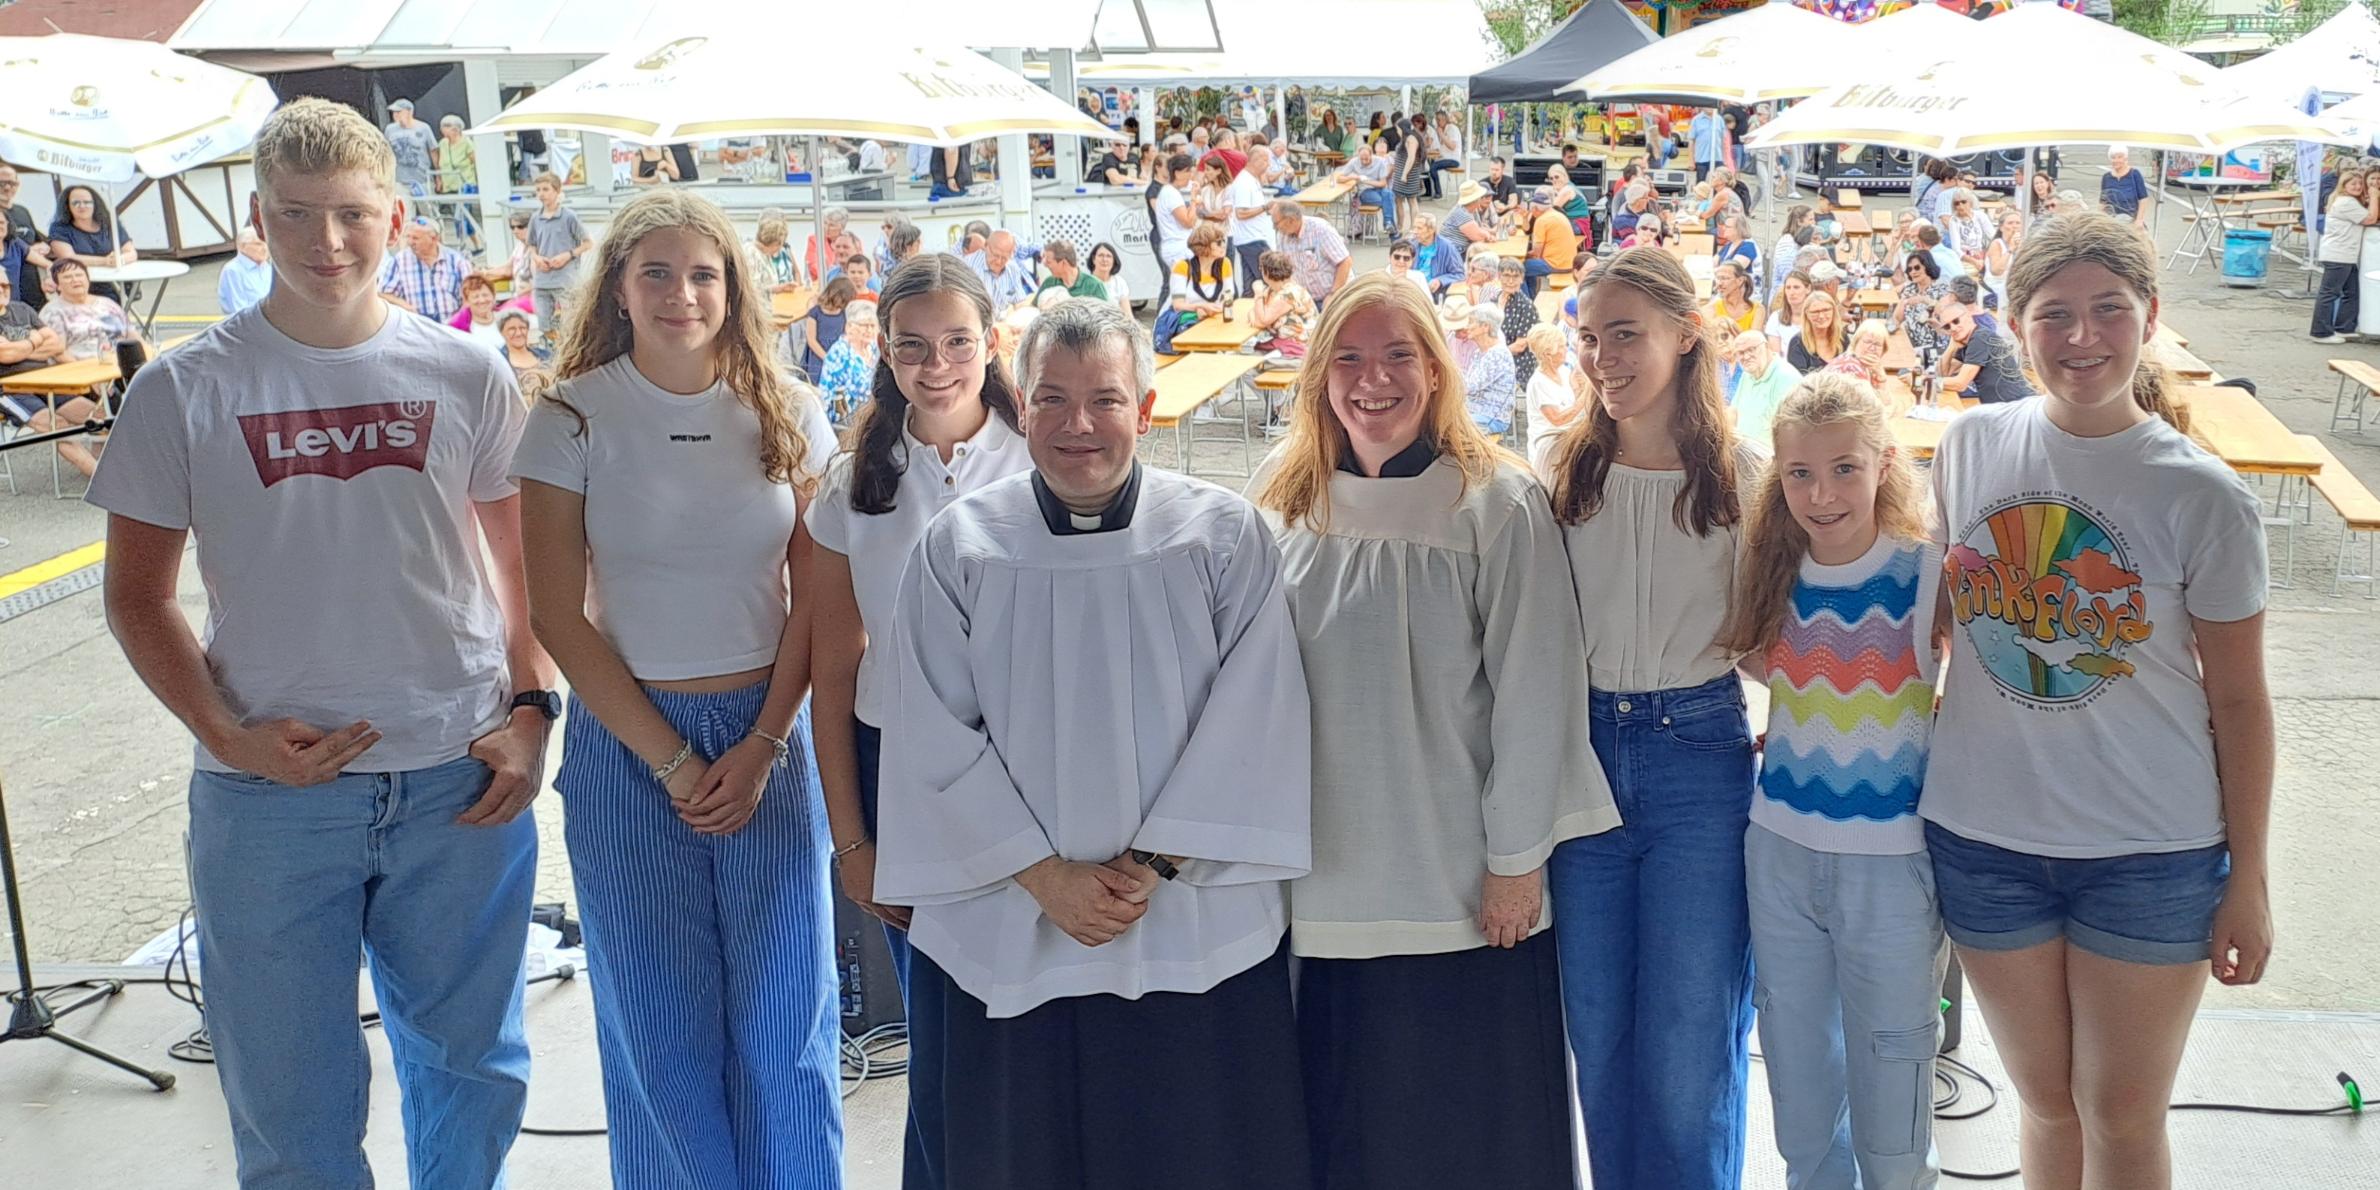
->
xmin=804 ymin=409 xmax=1031 ymax=725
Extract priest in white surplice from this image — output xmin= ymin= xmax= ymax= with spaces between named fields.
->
xmin=875 ymin=298 xmax=1314 ymax=1190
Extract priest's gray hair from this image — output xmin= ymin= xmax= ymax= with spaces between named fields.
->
xmin=1014 ymin=298 xmax=1156 ymax=400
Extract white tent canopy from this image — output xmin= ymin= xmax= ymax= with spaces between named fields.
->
xmin=2220 ymin=0 xmax=2380 ymax=103
xmin=172 ymin=0 xmax=1156 ymax=60
xmin=1048 ymin=0 xmax=1495 ymax=86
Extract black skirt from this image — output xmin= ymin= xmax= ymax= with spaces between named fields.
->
xmin=1300 ymin=933 xmax=1577 ymax=1190
xmin=905 ymin=943 xmax=1309 ymax=1190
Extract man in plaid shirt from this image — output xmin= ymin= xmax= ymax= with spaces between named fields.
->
xmin=380 ymin=219 xmax=473 ymax=323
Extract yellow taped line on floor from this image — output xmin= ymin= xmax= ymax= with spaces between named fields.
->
xmin=0 ymin=540 xmax=105 ymax=599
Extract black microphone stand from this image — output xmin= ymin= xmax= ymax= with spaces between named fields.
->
xmin=0 ymin=775 xmax=175 ymax=1090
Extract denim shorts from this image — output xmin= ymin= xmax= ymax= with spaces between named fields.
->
xmin=1924 ymin=821 xmax=2229 ymax=966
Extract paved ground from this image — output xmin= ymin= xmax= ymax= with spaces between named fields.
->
xmin=2 ymin=169 xmax=2378 ymax=1025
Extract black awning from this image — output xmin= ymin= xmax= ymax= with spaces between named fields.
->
xmin=1466 ymin=0 xmax=1662 ymax=105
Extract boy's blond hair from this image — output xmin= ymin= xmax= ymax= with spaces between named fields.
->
xmin=252 ymin=97 xmax=395 ymax=196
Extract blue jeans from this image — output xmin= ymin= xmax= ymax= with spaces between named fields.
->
xmin=1549 ymin=673 xmax=1757 ymax=1190
xmin=557 ymin=685 xmax=843 ymax=1188
xmin=1747 ymin=823 xmax=1947 ymax=1190
xmin=1522 ymin=257 xmax=1554 ymax=297
xmin=189 ymin=755 xmax=536 ymax=1190
xmin=1358 ymin=186 xmax=1397 ymax=233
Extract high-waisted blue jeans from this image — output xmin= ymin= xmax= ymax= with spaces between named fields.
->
xmin=1548 ymin=673 xmax=1758 ymax=1190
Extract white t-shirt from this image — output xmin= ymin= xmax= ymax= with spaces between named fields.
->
xmin=510 ymin=357 xmax=802 ymax=680
xmin=1103 ymin=272 xmax=1133 ymax=310
xmin=1924 ymin=400 xmax=2268 ymax=859
xmin=1153 ymin=185 xmax=1192 ymax=264
xmin=858 ymin=140 xmax=888 ymax=173
xmin=1524 ymin=366 xmax=1576 ymax=473
xmin=465 ymin=319 xmax=506 ymax=356
xmin=84 ymin=305 xmax=525 ymax=774
xmin=2320 ymin=194 xmax=2367 ymax=264
xmin=1227 ymin=171 xmax=1274 ymax=248
xmin=803 ymin=410 xmax=1031 ymax=726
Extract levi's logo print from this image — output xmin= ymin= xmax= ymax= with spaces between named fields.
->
xmin=1946 ymin=494 xmax=2152 ymax=711
xmin=238 ymin=400 xmax=436 ymax=487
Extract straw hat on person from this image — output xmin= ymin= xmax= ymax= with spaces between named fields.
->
xmin=1456 ymin=181 xmax=1488 ymax=208
xmin=1437 ymin=293 xmax=1477 ymax=335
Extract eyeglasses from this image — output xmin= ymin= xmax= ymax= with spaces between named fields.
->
xmin=889 ymin=333 xmax=981 ymax=367
xmin=1391 ymin=253 xmax=1413 ymax=262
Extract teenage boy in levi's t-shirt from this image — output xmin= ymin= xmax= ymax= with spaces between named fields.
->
xmin=86 ymin=97 xmax=558 ymax=1188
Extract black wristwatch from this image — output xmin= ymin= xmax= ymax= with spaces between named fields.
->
xmin=1129 ymin=849 xmax=1180 ymax=881
xmin=510 ymin=690 xmax=562 ymax=721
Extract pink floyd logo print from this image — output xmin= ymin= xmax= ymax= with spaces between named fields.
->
xmin=1945 ymin=493 xmax=2152 ymax=712
xmin=238 ymin=400 xmax=436 ymax=487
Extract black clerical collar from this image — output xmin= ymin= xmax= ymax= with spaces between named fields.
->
xmin=1337 ymin=438 xmax=1439 ymax=478
xmin=1032 ymin=464 xmax=1142 ymax=535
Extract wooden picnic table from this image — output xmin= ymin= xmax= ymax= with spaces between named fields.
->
xmin=771 ymin=287 xmax=815 ymax=331
xmin=1483 ymin=234 xmax=1531 ymax=261
xmin=1296 ymin=176 xmax=1357 ymax=207
xmin=1891 ymin=385 xmax=2323 ymax=478
xmin=1836 ymin=189 xmax=1863 ymax=209
xmin=2154 ymin=323 xmax=2189 ymax=350
xmin=1168 ymin=298 xmax=1260 ymax=352
xmin=1150 ymin=351 xmax=1265 ymax=473
xmin=1 ymin=357 xmax=122 ymax=397
xmin=1882 ymin=330 xmax=1916 ymax=374
xmin=2153 ymin=340 xmax=2218 ymax=382
xmin=1836 ymin=210 xmax=1873 ymax=237
xmin=2176 ymin=384 xmax=2323 ymax=476
xmin=2212 ymin=188 xmax=2298 ymax=208
xmin=4 ymin=356 xmax=128 ymax=497
xmin=1852 ymin=288 xmax=1895 ymax=313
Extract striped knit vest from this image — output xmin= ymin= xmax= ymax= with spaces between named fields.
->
xmin=1753 ymin=540 xmax=1934 ymax=854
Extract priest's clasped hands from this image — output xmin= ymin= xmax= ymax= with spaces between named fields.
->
xmin=1014 ymin=853 xmax=1175 ymax=947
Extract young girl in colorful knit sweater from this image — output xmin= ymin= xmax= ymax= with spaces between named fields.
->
xmin=1721 ymin=372 xmax=1948 ymax=1190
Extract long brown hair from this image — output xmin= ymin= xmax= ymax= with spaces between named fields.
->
xmin=548 ymin=189 xmax=812 ymax=490
xmin=1547 ymin=247 xmax=1743 ymax=535
xmin=2004 ymin=212 xmax=2187 ymax=434
xmin=1719 ymin=373 xmax=1925 ymax=654
xmin=1252 ymin=272 xmax=1518 ymax=531
xmin=845 ymin=254 xmax=1022 ymax=515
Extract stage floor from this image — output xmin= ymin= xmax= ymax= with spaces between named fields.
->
xmin=3 ymin=964 xmax=2372 ymax=1188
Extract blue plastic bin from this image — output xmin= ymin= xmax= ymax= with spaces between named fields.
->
xmin=2222 ymin=227 xmax=2273 ymax=288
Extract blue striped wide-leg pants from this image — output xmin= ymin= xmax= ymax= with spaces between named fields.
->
xmin=556 ymin=683 xmax=843 ymax=1189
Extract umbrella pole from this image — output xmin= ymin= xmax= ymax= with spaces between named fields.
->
xmin=812 ymin=134 xmax=827 ymax=290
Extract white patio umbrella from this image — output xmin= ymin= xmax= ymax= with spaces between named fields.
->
xmin=2220 ymin=0 xmax=2380 ymax=105
xmin=473 ymin=33 xmax=1120 ymax=287
xmin=0 ymin=33 xmax=276 ymax=183
xmin=471 ymin=35 xmax=1118 ymax=147
xmin=1745 ymin=5 xmax=2361 ymax=158
xmin=1562 ymin=2 xmax=1844 ymax=104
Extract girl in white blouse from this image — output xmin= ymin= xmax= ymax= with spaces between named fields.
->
xmin=1539 ymin=245 xmax=1767 ymax=1190
xmin=1252 ymin=272 xmax=1617 ymax=1189
xmin=807 ymin=254 xmax=1032 ymax=995
xmin=512 ymin=188 xmax=841 ymax=1185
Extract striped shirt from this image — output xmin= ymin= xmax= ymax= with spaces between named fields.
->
xmin=1751 ymin=537 xmax=1942 ymax=856
xmin=379 ymin=246 xmax=473 ymax=324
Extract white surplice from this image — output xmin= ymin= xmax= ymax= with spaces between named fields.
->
xmin=874 ymin=467 xmax=1313 ymax=1019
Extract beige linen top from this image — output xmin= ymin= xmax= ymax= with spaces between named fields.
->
xmin=1551 ymin=442 xmax=1767 ymax=693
